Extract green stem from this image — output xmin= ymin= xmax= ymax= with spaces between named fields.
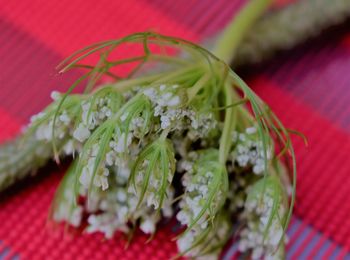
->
xmin=153 ymin=64 xmax=198 ymax=84
xmin=219 ymin=83 xmax=236 ymax=164
xmin=187 ymin=73 xmax=210 ymax=101
xmin=112 ymin=73 xmax=165 ymax=92
xmin=215 ymin=0 xmax=272 ymax=162
xmin=212 ymin=0 xmax=272 ymax=63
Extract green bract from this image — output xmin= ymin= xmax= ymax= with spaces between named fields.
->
xmin=130 ymin=138 xmax=175 ymax=210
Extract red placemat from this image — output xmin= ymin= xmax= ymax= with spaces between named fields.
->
xmin=1 ymin=0 xmax=350 ymax=259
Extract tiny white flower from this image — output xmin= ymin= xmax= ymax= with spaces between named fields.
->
xmin=239 ymin=133 xmax=246 ymax=142
xmin=30 ymin=112 xmax=45 ymax=123
xmin=191 ymin=119 xmax=199 ymax=129
xmin=80 ymin=166 xmax=92 ymax=189
xmin=143 ymin=88 xmax=157 ymax=99
xmin=70 ymin=206 xmax=83 ymax=227
xmin=176 ymin=210 xmax=190 ymax=225
xmin=63 ymin=140 xmax=75 ymax=155
xmin=162 ymin=203 xmax=173 ymax=218
xmin=252 ymin=246 xmax=264 ymax=259
xmin=81 ymin=101 xmax=90 ymax=112
xmin=246 ymin=127 xmax=257 ymax=135
xmin=115 ymin=133 xmax=129 ymax=153
xmin=73 ymin=123 xmax=91 ymax=142
xmin=168 ymin=96 xmax=180 ymax=106
xmin=146 ymin=193 xmax=159 ymax=209
xmin=269 ymin=227 xmax=283 ymax=246
xmin=160 ymin=115 xmax=171 ymax=129
xmin=117 ymin=165 xmax=131 ymax=180
xmin=140 ymin=217 xmax=156 ymax=234
xmin=35 ymin=124 xmax=52 ymax=140
xmin=59 ymin=112 xmax=71 ymax=125
xmin=105 ymin=151 xmax=116 ymax=166
xmin=253 ymin=160 xmax=264 ymax=174
xmin=177 ymin=231 xmax=194 ymax=252
xmin=160 ymin=92 xmax=173 ymax=102
xmin=116 ymin=190 xmax=127 ymax=202
xmin=50 ymin=91 xmax=61 ymax=101
xmin=200 ymin=220 xmax=208 ymax=229
xmin=238 ymin=239 xmax=248 ymax=251
xmin=154 ymin=106 xmax=162 ymax=116
xmin=198 ymin=185 xmax=208 ymax=195
xmin=94 ymin=168 xmax=109 ymax=191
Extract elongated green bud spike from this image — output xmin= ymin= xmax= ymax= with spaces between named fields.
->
xmin=0 ymin=137 xmax=53 ymax=192
xmin=234 ymin=0 xmax=350 ymax=66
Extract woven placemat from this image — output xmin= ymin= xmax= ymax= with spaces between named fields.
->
xmin=1 ymin=0 xmax=350 ymax=259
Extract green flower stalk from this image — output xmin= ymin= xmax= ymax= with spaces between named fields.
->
xmin=0 ymin=137 xmax=52 ymax=191
xmin=0 ymin=0 xmax=301 ymax=259
xmin=234 ymin=0 xmax=350 ymax=66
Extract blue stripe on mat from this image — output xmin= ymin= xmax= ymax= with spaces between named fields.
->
xmin=0 ymin=241 xmax=19 ymax=260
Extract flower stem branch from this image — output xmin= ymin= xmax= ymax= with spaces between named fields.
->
xmin=212 ymin=0 xmax=272 ymax=63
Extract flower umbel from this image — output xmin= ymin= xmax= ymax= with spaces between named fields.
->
xmin=2 ymin=31 xmax=296 ymax=259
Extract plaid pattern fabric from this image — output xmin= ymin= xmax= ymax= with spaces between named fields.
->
xmin=0 ymin=0 xmax=349 ymax=259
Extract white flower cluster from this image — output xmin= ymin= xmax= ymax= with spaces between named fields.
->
xmin=29 ymin=91 xmax=81 ymax=156
xmin=143 ymin=85 xmax=181 ymax=129
xmin=31 ymin=92 xmax=69 ymax=141
xmin=64 ymin=90 xmax=177 ymax=235
xmin=130 ymin=160 xmax=172 ymax=209
xmin=176 ymin=169 xmax=215 ymax=230
xmin=109 ymin=130 xmax=133 ymax=155
xmin=129 ymin=116 xmax=148 ymax=139
xmin=53 ymin=173 xmax=83 ymax=227
xmin=79 ymin=143 xmax=110 ymax=191
xmin=85 ymin=168 xmax=137 ymax=238
xmin=54 ymin=154 xmax=175 ymax=238
xmin=36 ymin=82 xmax=287 ymax=260
xmin=187 ymin=111 xmax=217 ymax=140
xmin=233 ymin=127 xmax=271 ymax=175
xmin=85 ymin=165 xmax=173 ymax=238
xmin=53 ymin=196 xmax=83 ymax=227
xmin=176 ymin=151 xmax=226 ymax=256
xmin=177 ymin=213 xmax=231 ymax=258
xmin=77 ymin=127 xmax=144 ymax=192
xmin=143 ymin=85 xmax=216 ymax=138
xmin=32 ymin=108 xmax=71 ymax=142
xmin=238 ymin=189 xmax=286 ymax=259
xmin=73 ymin=97 xmax=113 ymax=142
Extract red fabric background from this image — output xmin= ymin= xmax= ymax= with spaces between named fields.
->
xmin=0 ymin=0 xmax=349 ymax=259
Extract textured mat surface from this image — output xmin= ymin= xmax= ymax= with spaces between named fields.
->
xmin=0 ymin=0 xmax=350 ymax=259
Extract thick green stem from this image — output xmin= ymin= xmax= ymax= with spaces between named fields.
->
xmin=215 ymin=0 xmax=272 ymax=162
xmin=212 ymin=0 xmax=272 ymax=63
xmin=213 ymin=0 xmax=273 ymax=162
